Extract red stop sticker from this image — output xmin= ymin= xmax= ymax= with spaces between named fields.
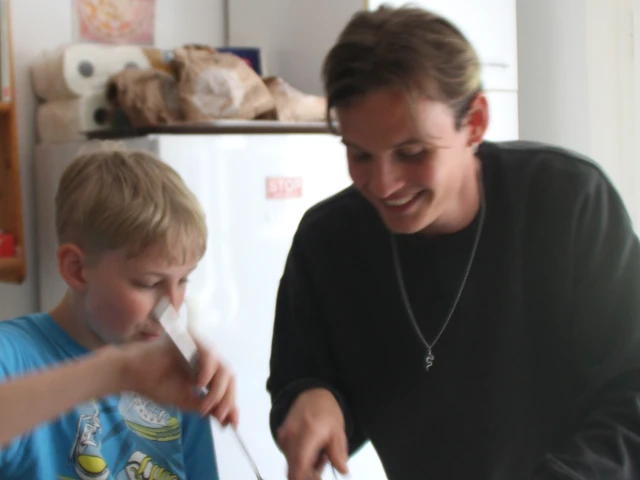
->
xmin=266 ymin=177 xmax=303 ymax=199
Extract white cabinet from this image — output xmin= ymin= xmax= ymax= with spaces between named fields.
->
xmin=368 ymin=0 xmax=518 ymax=91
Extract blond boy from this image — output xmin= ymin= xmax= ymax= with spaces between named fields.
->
xmin=0 ymin=147 xmax=235 ymax=479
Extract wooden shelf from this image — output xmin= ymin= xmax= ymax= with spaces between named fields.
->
xmin=0 ymin=0 xmax=24 ymax=284
xmin=0 ymin=256 xmax=24 ymax=283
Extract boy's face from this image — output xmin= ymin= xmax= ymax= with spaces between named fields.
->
xmin=80 ymin=244 xmax=198 ymax=345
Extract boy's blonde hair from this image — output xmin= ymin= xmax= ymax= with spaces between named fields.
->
xmin=55 ymin=145 xmax=207 ymax=264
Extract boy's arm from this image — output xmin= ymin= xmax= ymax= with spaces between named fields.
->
xmin=0 ymin=334 xmax=226 ymax=448
xmin=181 ymin=413 xmax=220 ymax=479
xmin=0 ymin=346 xmax=126 ymax=447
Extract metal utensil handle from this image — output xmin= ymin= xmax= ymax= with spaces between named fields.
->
xmin=196 ymin=385 xmax=264 ymax=479
xmin=231 ymin=427 xmax=264 ymax=480
xmin=157 ymin=299 xmax=265 ymax=479
xmin=316 ymin=450 xmax=342 ymax=478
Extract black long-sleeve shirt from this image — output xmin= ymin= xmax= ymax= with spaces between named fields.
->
xmin=267 ymin=140 xmax=640 ymax=479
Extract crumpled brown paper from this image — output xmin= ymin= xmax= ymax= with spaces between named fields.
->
xmin=172 ymin=46 xmax=276 ymax=121
xmin=106 ymin=68 xmax=183 ymax=127
xmin=263 ymin=76 xmax=327 ymax=122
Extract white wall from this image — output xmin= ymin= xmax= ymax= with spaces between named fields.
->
xmin=0 ymin=0 xmax=224 ymax=319
xmin=517 ymin=0 xmax=591 ymax=155
xmin=228 ymin=0 xmax=364 ymax=95
xmin=517 ymin=0 xmax=638 ymax=223
xmin=585 ymin=0 xmax=638 ymax=224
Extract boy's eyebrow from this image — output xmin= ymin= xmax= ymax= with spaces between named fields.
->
xmin=142 ymin=266 xmax=197 ymax=277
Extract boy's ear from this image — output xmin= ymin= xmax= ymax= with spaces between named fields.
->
xmin=57 ymin=243 xmax=90 ymax=291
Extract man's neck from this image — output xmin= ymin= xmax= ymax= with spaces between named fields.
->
xmin=424 ymin=158 xmax=482 ymax=236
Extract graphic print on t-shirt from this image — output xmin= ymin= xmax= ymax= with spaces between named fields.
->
xmin=62 ymin=394 xmax=183 ymax=480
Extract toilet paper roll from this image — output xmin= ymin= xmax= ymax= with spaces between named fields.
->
xmin=37 ymin=93 xmax=111 ymax=144
xmin=30 ymin=43 xmax=152 ymax=101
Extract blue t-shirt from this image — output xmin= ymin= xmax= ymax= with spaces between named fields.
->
xmin=0 ymin=313 xmax=220 ymax=480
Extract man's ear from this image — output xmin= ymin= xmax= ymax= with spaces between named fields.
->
xmin=465 ymin=92 xmax=489 ymax=148
xmin=57 ymin=243 xmax=90 ymax=292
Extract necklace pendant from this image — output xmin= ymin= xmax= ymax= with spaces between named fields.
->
xmin=425 ymin=351 xmax=435 ymax=371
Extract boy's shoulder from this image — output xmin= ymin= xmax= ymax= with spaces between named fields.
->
xmin=0 ymin=312 xmax=50 ymax=339
xmin=0 ymin=313 xmax=86 ymax=377
xmin=0 ymin=313 xmax=52 ymax=362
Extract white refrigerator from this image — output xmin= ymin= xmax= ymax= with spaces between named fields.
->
xmin=34 ymin=126 xmax=389 ymax=480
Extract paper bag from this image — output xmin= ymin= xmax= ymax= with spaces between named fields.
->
xmin=106 ymin=68 xmax=183 ymax=127
xmin=172 ymin=46 xmax=276 ymax=121
xmin=263 ymin=76 xmax=327 ymax=122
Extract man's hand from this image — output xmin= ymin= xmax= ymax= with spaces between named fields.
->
xmin=277 ymin=388 xmax=349 ymax=480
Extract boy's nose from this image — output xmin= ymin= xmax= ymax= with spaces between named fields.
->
xmin=166 ymin=287 xmax=184 ymax=312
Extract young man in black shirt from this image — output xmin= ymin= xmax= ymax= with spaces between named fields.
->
xmin=268 ymin=5 xmax=640 ymax=480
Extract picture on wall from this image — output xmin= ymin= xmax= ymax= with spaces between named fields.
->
xmin=74 ymin=0 xmax=156 ymax=45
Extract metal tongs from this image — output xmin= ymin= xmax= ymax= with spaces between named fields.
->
xmin=152 ymin=297 xmax=266 ymax=480
xmin=231 ymin=428 xmax=266 ymax=480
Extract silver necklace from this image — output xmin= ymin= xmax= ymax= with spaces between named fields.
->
xmin=390 ymin=177 xmax=486 ymax=372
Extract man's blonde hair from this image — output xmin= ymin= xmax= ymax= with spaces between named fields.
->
xmin=55 ymin=146 xmax=207 ymax=263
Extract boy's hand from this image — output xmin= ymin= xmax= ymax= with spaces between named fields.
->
xmin=114 ymin=336 xmax=238 ymax=426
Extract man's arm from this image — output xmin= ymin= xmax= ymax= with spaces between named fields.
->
xmin=267 ymin=232 xmax=367 ymax=454
xmin=533 ymin=167 xmax=640 ymax=479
